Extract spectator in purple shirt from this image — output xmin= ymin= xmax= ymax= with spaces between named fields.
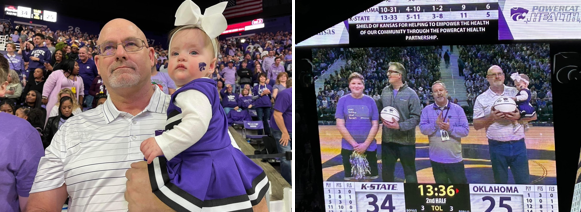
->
xmin=76 ymin=47 xmax=98 ymax=109
xmin=220 ymin=61 xmax=237 ymax=93
xmin=252 ymin=73 xmax=273 ymax=135
xmin=269 ymin=57 xmax=285 ymax=82
xmin=419 ymin=81 xmax=469 ymax=184
xmin=270 ymin=77 xmax=292 ymax=185
xmin=0 ymin=57 xmax=45 ymax=211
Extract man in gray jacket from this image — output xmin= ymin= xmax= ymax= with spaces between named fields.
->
xmin=377 ymin=62 xmax=422 ymax=183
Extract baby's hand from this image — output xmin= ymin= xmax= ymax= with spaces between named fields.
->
xmin=140 ymin=137 xmax=163 ymax=164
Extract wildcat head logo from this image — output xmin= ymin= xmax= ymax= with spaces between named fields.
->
xmin=511 ymin=7 xmax=529 ymax=21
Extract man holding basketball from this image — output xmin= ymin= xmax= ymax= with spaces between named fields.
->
xmin=473 ymin=65 xmax=537 ymax=184
xmin=376 ymin=62 xmax=422 ymax=183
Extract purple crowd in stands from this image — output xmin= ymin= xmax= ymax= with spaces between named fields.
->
xmin=459 ymin=44 xmax=553 ymax=121
xmin=314 ymin=47 xmax=441 ymax=119
xmin=314 ymin=44 xmax=553 ymax=124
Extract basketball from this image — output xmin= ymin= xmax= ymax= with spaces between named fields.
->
xmin=493 ymin=97 xmax=517 ymax=113
xmin=381 ymin=106 xmax=400 ymax=122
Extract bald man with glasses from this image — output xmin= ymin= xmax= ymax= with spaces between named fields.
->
xmin=473 ymin=65 xmax=537 ymax=184
xmin=26 ymin=18 xmax=253 ymax=212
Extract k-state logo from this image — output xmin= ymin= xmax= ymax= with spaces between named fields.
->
xmin=511 ymin=7 xmax=529 ymax=21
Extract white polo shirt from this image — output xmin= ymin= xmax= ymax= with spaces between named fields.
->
xmin=473 ymin=85 xmax=525 ymax=141
xmin=30 ymin=86 xmax=241 ymax=211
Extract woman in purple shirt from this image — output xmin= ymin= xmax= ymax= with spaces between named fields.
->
xmin=335 ymin=72 xmax=380 ymax=180
xmin=252 ymin=73 xmax=273 ymax=135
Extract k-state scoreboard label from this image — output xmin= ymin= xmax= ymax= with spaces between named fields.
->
xmin=325 ymin=182 xmax=406 ymax=212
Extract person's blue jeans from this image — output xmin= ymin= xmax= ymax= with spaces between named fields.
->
xmin=488 ymin=138 xmax=530 ymax=184
xmin=381 ymin=142 xmax=417 ymax=183
xmin=84 ymin=95 xmax=94 ymax=110
xmin=255 ymin=107 xmax=271 ymax=135
xmin=272 ymin=129 xmax=291 ymax=185
xmin=223 ymin=107 xmax=234 ymax=115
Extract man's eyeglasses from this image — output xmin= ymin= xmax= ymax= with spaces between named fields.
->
xmin=387 ymin=70 xmax=401 ymax=75
xmin=487 ymin=73 xmax=504 ymax=77
xmin=96 ymin=38 xmax=148 ymax=57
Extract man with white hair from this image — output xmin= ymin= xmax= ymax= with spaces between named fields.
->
xmin=473 ymin=65 xmax=537 ymax=184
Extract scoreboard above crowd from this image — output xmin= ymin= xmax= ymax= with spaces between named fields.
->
xmin=348 ymin=0 xmax=498 ymax=23
xmin=297 ymin=0 xmax=581 ymax=46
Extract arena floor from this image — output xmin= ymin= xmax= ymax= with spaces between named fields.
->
xmin=319 ymin=125 xmax=557 ymax=185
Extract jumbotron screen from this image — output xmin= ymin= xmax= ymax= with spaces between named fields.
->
xmin=312 ymin=44 xmax=557 ymax=212
xmin=299 ymin=0 xmax=581 ymax=210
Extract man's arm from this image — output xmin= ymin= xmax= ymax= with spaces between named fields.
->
xmin=449 ymin=108 xmax=470 ymax=138
xmin=419 ymin=107 xmax=437 ymax=136
xmin=19 ymin=196 xmax=28 ymax=212
xmin=26 ymin=185 xmax=69 ymax=212
xmin=473 ymin=110 xmax=503 ymax=130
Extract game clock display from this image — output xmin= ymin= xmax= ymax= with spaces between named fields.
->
xmin=324 ymin=182 xmax=557 ymax=212
xmin=405 ymin=184 xmax=470 ymax=212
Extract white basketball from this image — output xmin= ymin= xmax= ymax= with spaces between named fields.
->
xmin=381 ymin=106 xmax=400 ymax=122
xmin=493 ymin=97 xmax=517 ymax=113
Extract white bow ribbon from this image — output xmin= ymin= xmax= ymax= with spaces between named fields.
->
xmin=171 ymin=0 xmax=228 ymax=57
xmin=510 ymin=72 xmax=529 ymax=84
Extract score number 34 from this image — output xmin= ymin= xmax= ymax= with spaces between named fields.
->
xmin=366 ymin=194 xmax=396 ymax=212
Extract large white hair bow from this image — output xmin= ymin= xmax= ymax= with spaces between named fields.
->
xmin=510 ymin=72 xmax=529 ymax=84
xmin=170 ymin=0 xmax=228 ymax=58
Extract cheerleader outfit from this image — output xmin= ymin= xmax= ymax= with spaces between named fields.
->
xmin=148 ymin=78 xmax=269 ymax=212
xmin=515 ymin=88 xmax=535 ymax=117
